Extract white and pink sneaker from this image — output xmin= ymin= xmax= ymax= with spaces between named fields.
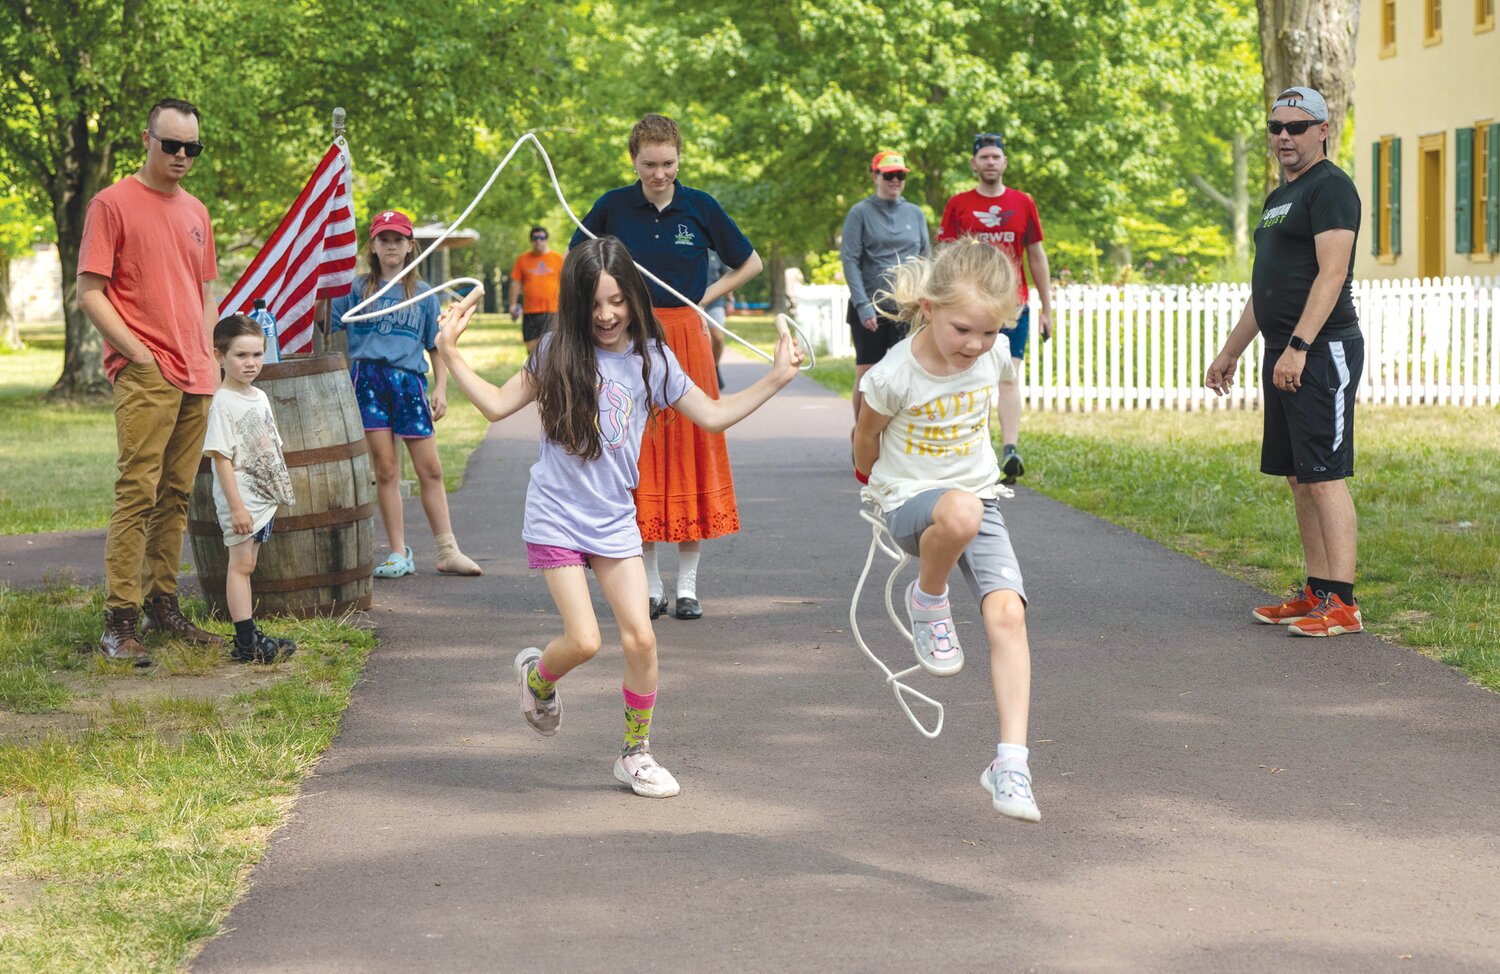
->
xmin=613 ymin=747 xmax=680 ymax=798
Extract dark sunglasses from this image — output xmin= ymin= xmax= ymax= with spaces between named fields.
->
xmin=149 ymin=131 xmax=205 ymax=157
xmin=1266 ymin=120 xmax=1318 ymax=136
xmin=973 ymin=133 xmax=1005 ymax=152
xmin=530 ymin=234 xmax=548 ymax=241
xmin=880 ymin=170 xmax=907 ymax=181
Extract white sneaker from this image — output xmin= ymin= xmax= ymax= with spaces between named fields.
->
xmin=513 ymin=647 xmax=560 ymax=736
xmin=613 ymin=747 xmax=680 ymax=798
xmin=905 ymin=581 xmax=964 ymax=677
xmin=980 ymin=759 xmax=1040 ymax=823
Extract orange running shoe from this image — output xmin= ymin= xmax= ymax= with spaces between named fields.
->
xmin=1287 ymin=593 xmax=1363 ymax=637
xmin=1252 ymin=584 xmax=1320 ymax=625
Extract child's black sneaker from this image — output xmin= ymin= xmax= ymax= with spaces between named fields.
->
xmin=231 ymin=629 xmax=295 ymax=664
xmin=256 ymin=625 xmax=298 ymax=656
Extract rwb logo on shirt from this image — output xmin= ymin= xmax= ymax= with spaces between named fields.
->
xmin=674 ymin=225 xmax=695 ymax=246
xmin=973 ymin=206 xmax=1016 ymax=229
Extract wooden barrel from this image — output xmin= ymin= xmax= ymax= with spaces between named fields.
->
xmin=189 ymin=353 xmax=375 ymax=618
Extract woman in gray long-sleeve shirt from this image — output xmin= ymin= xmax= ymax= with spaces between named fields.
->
xmin=839 ymin=149 xmax=931 ymax=422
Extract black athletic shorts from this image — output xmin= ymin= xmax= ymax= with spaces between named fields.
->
xmin=521 ymin=312 xmax=556 ymax=343
xmin=848 ymin=300 xmax=908 ymax=366
xmin=1261 ymin=337 xmax=1363 ymax=483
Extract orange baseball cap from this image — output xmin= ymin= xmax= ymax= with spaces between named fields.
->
xmin=870 ymin=150 xmax=910 ymax=173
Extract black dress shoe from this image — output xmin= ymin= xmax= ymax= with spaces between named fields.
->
xmin=649 ymin=596 xmax=667 ymax=620
xmin=672 ymin=597 xmax=703 ymax=620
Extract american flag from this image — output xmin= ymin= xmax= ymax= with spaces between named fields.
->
xmin=219 ymin=142 xmax=357 ymax=355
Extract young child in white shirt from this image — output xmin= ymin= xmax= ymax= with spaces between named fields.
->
xmin=853 ymin=239 xmax=1040 ymax=823
xmin=203 ymin=315 xmax=297 ymax=663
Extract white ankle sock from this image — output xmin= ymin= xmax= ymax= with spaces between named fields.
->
xmin=676 ymin=546 xmax=700 ymax=600
xmin=913 ymin=584 xmax=949 ymax=608
xmin=997 ymin=743 xmax=1030 ymax=766
xmin=643 ymin=544 xmax=662 ymax=601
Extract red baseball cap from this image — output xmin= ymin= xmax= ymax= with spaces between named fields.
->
xmin=369 ymin=209 xmax=413 ymax=239
xmin=870 ymin=150 xmax=910 ymax=173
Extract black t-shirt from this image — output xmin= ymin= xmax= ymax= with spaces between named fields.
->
xmin=1251 ymin=159 xmax=1362 ymax=347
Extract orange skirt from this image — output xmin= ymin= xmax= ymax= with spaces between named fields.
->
xmin=635 ymin=305 xmax=740 ymax=542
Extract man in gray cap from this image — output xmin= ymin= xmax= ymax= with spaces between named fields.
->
xmin=1205 ymin=85 xmax=1365 ymax=638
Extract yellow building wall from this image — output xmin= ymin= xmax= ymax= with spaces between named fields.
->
xmin=1354 ymin=0 xmax=1500 ymax=280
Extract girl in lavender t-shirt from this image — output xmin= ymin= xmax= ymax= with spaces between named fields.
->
xmin=437 ymin=236 xmax=803 ymax=799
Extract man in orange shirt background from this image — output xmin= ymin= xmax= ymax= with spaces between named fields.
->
xmin=77 ymin=97 xmax=226 ymax=665
xmin=508 ymin=226 xmax=564 ymax=354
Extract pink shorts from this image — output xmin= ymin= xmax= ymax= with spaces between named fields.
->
xmin=526 ymin=542 xmax=591 ymax=570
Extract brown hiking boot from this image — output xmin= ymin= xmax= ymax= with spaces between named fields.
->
xmin=140 ymin=593 xmax=227 ymax=647
xmin=99 ymin=608 xmax=153 ymax=667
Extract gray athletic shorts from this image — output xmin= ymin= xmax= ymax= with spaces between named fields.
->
xmin=883 ymin=488 xmax=1027 ymax=605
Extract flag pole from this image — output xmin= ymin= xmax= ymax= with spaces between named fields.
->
xmin=315 ymin=107 xmax=347 ymax=352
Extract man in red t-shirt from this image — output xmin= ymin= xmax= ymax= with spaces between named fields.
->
xmin=77 ymin=97 xmax=224 ymax=664
xmin=508 ymin=226 xmax=564 ymax=354
xmin=938 ymin=133 xmax=1053 ymax=484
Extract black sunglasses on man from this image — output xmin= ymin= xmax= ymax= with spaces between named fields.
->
xmin=149 ymin=131 xmax=205 ymax=157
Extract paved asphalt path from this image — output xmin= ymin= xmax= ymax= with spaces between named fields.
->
xmin=7 ymin=357 xmax=1498 ymax=972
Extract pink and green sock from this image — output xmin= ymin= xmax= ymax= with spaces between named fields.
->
xmin=527 ymin=658 xmax=560 ymax=700
xmin=623 ymin=686 xmax=657 ymax=754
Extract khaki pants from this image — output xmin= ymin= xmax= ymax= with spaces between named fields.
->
xmin=105 ymin=361 xmax=211 ymax=611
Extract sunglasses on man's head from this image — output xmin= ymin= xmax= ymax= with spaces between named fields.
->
xmin=1267 ymin=120 xmax=1318 ymax=136
xmin=149 ymin=131 xmax=205 ymax=157
xmin=880 ymin=170 xmax=907 ymax=181
xmin=973 ymin=133 xmax=1005 ymax=151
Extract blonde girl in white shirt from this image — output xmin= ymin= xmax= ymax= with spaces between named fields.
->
xmin=852 ymin=239 xmax=1040 ymax=823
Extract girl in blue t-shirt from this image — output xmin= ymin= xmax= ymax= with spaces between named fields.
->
xmin=437 ymin=235 xmax=801 ymax=799
xmin=330 ymin=208 xmax=480 ymax=578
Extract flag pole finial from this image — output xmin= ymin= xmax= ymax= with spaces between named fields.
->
xmin=332 ymin=107 xmax=345 ymax=138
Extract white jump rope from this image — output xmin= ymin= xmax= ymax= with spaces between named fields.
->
xmin=341 ymin=131 xmax=974 ymax=737
xmin=849 ymin=480 xmax=1012 ymax=739
xmin=340 ymin=132 xmax=814 ymax=370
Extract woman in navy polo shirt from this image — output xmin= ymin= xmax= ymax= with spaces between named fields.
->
xmin=572 ymin=113 xmax=763 ymax=621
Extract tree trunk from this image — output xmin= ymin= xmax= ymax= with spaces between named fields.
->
xmin=1191 ymin=132 xmax=1254 ymax=269
xmin=0 ymin=255 xmax=19 ymax=350
xmin=1256 ymin=0 xmax=1359 ymax=188
xmin=768 ymin=244 xmax=786 ymax=314
xmin=47 ymin=113 xmax=113 ymax=400
xmin=1231 ymin=131 xmax=1250 ymax=268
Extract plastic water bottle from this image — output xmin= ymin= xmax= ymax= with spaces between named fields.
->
xmin=250 ymin=299 xmax=280 ymax=364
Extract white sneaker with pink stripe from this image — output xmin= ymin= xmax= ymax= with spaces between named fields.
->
xmin=905 ymin=581 xmax=964 ymax=677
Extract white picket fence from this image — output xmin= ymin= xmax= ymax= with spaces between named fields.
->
xmin=793 ymin=278 xmax=1500 ymax=409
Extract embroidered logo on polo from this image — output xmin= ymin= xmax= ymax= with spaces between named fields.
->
xmin=190 ymin=225 xmax=204 ymax=246
xmin=674 ymin=225 xmax=695 ymax=246
xmin=1259 ymin=203 xmax=1292 ymax=229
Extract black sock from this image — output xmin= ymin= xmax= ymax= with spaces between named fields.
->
xmin=1307 ymin=576 xmax=1332 ymax=599
xmin=1327 ymin=580 xmax=1355 ymax=605
xmin=233 ymin=618 xmax=255 ymax=643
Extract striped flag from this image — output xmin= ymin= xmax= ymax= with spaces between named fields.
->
xmin=219 ymin=141 xmax=357 ymax=356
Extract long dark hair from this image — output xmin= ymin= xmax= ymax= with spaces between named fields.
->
xmin=530 ymin=236 xmax=667 ymax=460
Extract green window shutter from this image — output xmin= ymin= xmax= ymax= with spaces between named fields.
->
xmin=1371 ymin=141 xmax=1382 ymax=255
xmin=1457 ymin=128 xmax=1474 ymax=254
xmin=1489 ymin=125 xmax=1500 ymax=254
xmin=1391 ymin=137 xmax=1403 ymax=256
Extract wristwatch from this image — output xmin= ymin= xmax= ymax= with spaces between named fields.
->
xmin=1288 ymin=335 xmax=1312 ymax=352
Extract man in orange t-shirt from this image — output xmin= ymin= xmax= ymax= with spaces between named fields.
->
xmin=77 ymin=97 xmax=223 ymax=665
xmin=508 ymin=225 xmax=563 ymax=353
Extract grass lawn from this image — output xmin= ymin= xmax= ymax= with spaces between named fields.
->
xmin=0 ymin=582 xmax=374 ymax=970
xmin=797 ymin=358 xmax=1500 ymax=690
xmin=0 ymin=316 xmax=530 ymax=536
